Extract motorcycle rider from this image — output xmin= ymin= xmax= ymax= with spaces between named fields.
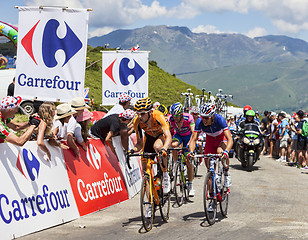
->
xmin=238 ymin=110 xmax=261 ymax=130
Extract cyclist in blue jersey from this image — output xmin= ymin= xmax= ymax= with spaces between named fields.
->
xmin=188 ymin=103 xmax=233 ymax=188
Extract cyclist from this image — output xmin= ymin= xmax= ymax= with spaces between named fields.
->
xmin=129 ymin=97 xmax=172 ymax=194
xmin=169 ymin=102 xmax=196 ymax=196
xmin=188 ymin=103 xmax=233 ymax=189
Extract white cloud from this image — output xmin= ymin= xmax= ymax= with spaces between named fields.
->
xmin=88 ymin=26 xmax=114 ymax=38
xmin=192 ymin=25 xmax=223 ymax=34
xmin=246 ymin=27 xmax=268 ymax=38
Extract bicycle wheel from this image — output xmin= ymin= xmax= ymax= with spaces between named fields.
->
xmin=140 ymin=175 xmax=154 ymax=232
xmin=203 ymin=172 xmax=217 ymax=225
xmin=168 ymin=154 xmax=175 ymax=188
xmin=193 ymin=157 xmax=199 ymax=177
xmin=219 ymin=181 xmax=229 ymax=217
xmin=174 ymin=162 xmax=184 ymax=206
xmin=159 ymin=188 xmax=171 ymax=222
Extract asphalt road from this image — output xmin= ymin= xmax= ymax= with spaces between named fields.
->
xmin=20 ymin=156 xmax=308 ymax=240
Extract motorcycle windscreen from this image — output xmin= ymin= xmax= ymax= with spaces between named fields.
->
xmin=244 ymin=123 xmax=261 ymax=136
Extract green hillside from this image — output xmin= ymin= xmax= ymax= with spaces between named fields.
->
xmin=179 ymin=60 xmax=308 ymax=113
xmin=85 ymin=46 xmax=237 ymax=109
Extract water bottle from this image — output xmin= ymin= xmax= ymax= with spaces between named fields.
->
xmin=154 ymin=177 xmax=161 ymax=191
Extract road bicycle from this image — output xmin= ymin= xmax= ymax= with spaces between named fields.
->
xmin=181 ymin=88 xmax=194 ymax=112
xmin=194 ymin=153 xmax=230 ymax=225
xmin=168 ymin=147 xmax=190 ymax=206
xmin=126 ymin=152 xmax=171 ymax=232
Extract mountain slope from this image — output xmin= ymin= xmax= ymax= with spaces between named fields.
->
xmin=88 ymin=25 xmax=308 ymax=75
xmin=179 ymin=60 xmax=308 ymax=112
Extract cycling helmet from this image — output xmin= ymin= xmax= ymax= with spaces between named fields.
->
xmin=243 ymin=105 xmax=252 ymax=111
xmin=170 ymin=102 xmax=183 ymax=116
xmin=246 ymin=110 xmax=255 ymax=117
xmin=134 ymin=97 xmax=153 ymax=111
xmin=156 ymin=104 xmax=168 ymax=116
xmin=190 ymin=106 xmax=199 ymax=114
xmin=199 ymin=103 xmax=216 ymax=117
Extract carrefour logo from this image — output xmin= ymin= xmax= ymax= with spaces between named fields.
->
xmin=16 ymin=149 xmax=40 ymax=181
xmin=86 ymin=144 xmax=102 ymax=170
xmin=21 ymin=19 xmax=82 ymax=68
xmin=105 ymin=57 xmax=145 ymax=86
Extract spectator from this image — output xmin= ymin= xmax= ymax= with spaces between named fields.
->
xmin=288 ymin=113 xmax=299 ymax=166
xmin=277 ymin=112 xmax=289 ymax=163
xmin=0 ymin=55 xmax=8 ymax=69
xmin=52 ymin=103 xmax=76 ymax=141
xmin=268 ymin=112 xmax=278 ymax=158
xmin=7 ymin=78 xmax=15 ymax=96
xmin=261 ymin=111 xmax=270 ymax=155
xmin=0 ymin=96 xmax=39 ymax=146
xmin=104 ymin=93 xmax=132 ymax=118
xmin=90 ymin=109 xmax=135 ymax=155
xmin=66 ymin=97 xmax=90 ymax=158
xmin=76 ymin=109 xmax=93 ymax=150
xmin=293 ymin=110 xmax=307 ymax=168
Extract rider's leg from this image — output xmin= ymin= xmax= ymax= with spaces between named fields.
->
xmin=218 ymin=141 xmax=232 ymax=188
xmin=154 ymin=137 xmax=170 ymax=193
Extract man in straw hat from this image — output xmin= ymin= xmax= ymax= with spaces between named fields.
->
xmin=0 ymin=96 xmax=40 ymax=146
xmin=64 ymin=97 xmax=90 ymax=158
xmin=90 ymin=109 xmax=135 ymax=155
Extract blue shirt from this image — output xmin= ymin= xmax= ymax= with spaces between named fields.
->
xmin=278 ymin=118 xmax=289 ymax=137
xmin=195 ymin=114 xmax=228 ymax=138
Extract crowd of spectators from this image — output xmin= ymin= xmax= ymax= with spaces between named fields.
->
xmin=256 ymin=109 xmax=308 ymax=169
xmin=0 ymin=93 xmax=135 ymax=162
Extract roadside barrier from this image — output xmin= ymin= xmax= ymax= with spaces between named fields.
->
xmin=0 ymin=135 xmax=142 ymax=239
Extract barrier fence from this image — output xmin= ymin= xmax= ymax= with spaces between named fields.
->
xmin=0 ymin=135 xmax=142 ymax=239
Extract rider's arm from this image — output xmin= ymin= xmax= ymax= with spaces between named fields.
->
xmin=188 ymin=131 xmax=198 ymax=153
xmin=156 ymin=112 xmax=172 ymax=150
xmin=223 ymin=129 xmax=233 ymax=153
xmin=131 ymin=118 xmax=143 ymax=152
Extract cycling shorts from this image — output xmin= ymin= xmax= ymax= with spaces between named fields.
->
xmin=172 ymin=133 xmax=191 ymax=150
xmin=204 ymin=134 xmax=227 ymax=154
xmin=142 ymin=132 xmax=165 ymax=161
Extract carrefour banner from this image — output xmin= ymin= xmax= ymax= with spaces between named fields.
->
xmin=102 ymin=51 xmax=149 ymax=105
xmin=15 ymin=7 xmax=89 ymax=102
xmin=0 ymin=142 xmax=79 ymax=240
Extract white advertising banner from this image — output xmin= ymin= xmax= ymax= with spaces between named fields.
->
xmin=0 ymin=141 xmax=79 ymax=240
xmin=15 ymin=7 xmax=89 ymax=102
xmin=102 ymin=51 xmax=149 ymax=105
xmin=113 ymin=135 xmax=143 ymax=198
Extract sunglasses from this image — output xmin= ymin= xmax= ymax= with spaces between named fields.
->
xmin=192 ymin=113 xmax=199 ymax=116
xmin=200 ymin=116 xmax=210 ymax=120
xmin=137 ymin=111 xmax=149 ymax=116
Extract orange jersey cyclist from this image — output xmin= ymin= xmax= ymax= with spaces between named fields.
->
xmin=188 ymin=103 xmax=233 ymax=188
xmin=129 ymin=97 xmax=172 ymax=193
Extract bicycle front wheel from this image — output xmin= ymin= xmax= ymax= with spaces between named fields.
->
xmin=174 ymin=162 xmax=184 ymax=206
xmin=219 ymin=182 xmax=229 ymax=217
xmin=159 ymin=189 xmax=171 ymax=222
xmin=203 ymin=172 xmax=217 ymax=225
xmin=140 ymin=175 xmax=154 ymax=232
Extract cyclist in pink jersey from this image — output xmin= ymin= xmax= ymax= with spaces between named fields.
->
xmin=169 ymin=102 xmax=196 ymax=196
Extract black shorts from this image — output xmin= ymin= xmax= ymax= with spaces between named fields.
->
xmin=297 ymin=140 xmax=307 ymax=151
xmin=143 ymin=133 xmax=164 ymax=160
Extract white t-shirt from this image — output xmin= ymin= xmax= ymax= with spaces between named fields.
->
xmin=52 ymin=120 xmax=64 ymax=139
xmin=74 ymin=123 xmax=84 ymax=144
xmin=103 ymin=104 xmax=124 ymax=118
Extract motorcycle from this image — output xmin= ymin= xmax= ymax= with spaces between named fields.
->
xmin=234 ymin=123 xmax=265 ymax=171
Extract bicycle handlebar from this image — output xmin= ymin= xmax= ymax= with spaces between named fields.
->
xmin=126 ymin=152 xmax=165 ymax=169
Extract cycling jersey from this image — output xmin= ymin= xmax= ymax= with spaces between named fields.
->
xmin=133 ymin=109 xmax=170 ymax=160
xmin=0 ymin=113 xmax=11 ymax=143
xmin=133 ymin=109 xmax=170 ymax=139
xmin=168 ymin=113 xmax=194 ymax=137
xmin=195 ymin=114 xmax=228 ymax=154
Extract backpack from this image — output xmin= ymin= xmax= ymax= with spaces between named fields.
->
xmin=301 ymin=120 xmax=308 ymax=137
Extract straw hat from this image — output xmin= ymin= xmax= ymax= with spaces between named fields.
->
xmin=70 ymin=97 xmax=90 ymax=110
xmin=55 ymin=104 xmax=77 ymax=120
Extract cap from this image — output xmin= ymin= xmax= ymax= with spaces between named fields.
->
xmin=119 ymin=93 xmax=132 ymax=103
xmin=0 ymin=96 xmax=22 ymax=110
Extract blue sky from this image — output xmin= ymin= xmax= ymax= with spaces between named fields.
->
xmin=2 ymin=0 xmax=308 ymax=42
